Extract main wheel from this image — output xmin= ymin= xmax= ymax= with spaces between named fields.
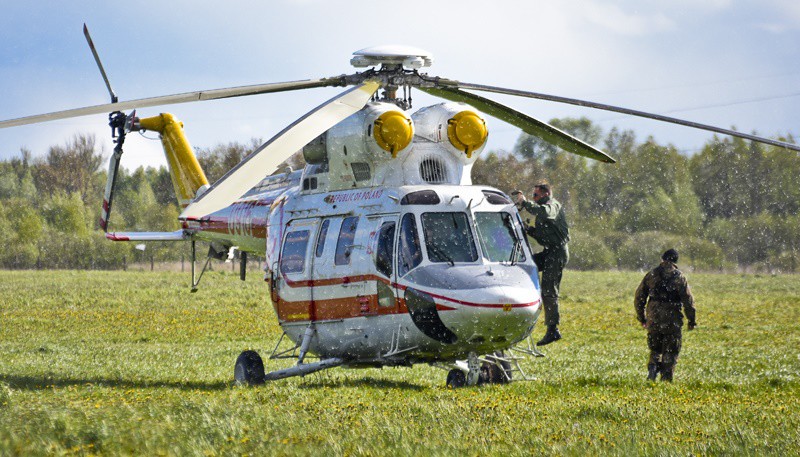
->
xmin=234 ymin=350 xmax=265 ymax=386
xmin=494 ymin=351 xmax=512 ymax=383
xmin=446 ymin=369 xmax=467 ymax=388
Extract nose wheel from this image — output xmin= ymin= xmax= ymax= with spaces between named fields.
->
xmin=446 ymin=352 xmax=482 ymax=388
xmin=445 ymin=351 xmax=514 ymax=388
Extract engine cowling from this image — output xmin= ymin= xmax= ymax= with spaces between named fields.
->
xmin=322 ymin=102 xmax=415 ymax=190
xmin=412 ymin=102 xmax=488 ymax=163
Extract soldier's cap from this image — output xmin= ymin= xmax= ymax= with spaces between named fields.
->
xmin=662 ymin=249 xmax=679 ymax=263
xmin=510 ymin=190 xmax=523 ymax=196
xmin=534 ymin=181 xmax=551 ymax=192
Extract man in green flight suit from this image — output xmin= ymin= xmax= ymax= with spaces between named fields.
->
xmin=512 ymin=181 xmax=569 ymax=346
xmin=634 ymin=249 xmax=697 ymax=382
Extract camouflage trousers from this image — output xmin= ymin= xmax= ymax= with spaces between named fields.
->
xmin=647 ymin=328 xmax=682 ymax=368
xmin=533 ymin=245 xmax=569 ymax=327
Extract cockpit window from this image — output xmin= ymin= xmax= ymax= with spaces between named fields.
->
xmin=475 ymin=212 xmax=526 ymax=263
xmin=398 ymin=213 xmax=422 ymax=276
xmin=421 ymin=212 xmax=478 ymax=264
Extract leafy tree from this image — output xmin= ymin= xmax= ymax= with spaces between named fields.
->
xmin=41 ymin=192 xmax=89 ymax=236
xmin=33 ymin=134 xmax=104 ymax=201
xmin=197 ymin=138 xmax=263 ymax=183
xmin=568 ymin=229 xmax=615 ymax=270
xmin=472 ymin=151 xmax=536 ymax=194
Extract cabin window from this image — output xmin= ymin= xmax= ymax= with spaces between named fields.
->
xmin=474 ymin=212 xmax=526 ymax=262
xmin=421 ymin=212 xmax=478 ymax=263
xmin=280 ymin=230 xmax=310 ymax=274
xmin=335 ymin=216 xmax=359 ymax=266
xmin=398 ymin=213 xmax=422 ymax=276
xmin=375 ymin=221 xmax=395 ymax=277
xmin=302 ymin=177 xmax=318 ymax=191
xmin=315 ymin=219 xmax=330 ymax=258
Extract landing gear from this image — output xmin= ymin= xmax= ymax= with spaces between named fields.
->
xmin=234 ymin=350 xmax=265 ymax=386
xmin=481 ymin=351 xmax=512 ymax=384
xmin=445 ymin=351 xmax=515 ymax=388
xmin=446 ymin=369 xmax=466 ymax=388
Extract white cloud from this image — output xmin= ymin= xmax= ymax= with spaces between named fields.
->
xmin=574 ymin=2 xmax=675 ymax=36
xmin=763 ymin=0 xmax=800 ymax=29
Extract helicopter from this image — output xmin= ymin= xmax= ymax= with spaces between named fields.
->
xmin=3 ymin=28 xmax=799 ymax=388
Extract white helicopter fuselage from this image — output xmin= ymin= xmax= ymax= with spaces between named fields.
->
xmin=184 ymin=101 xmax=542 ymax=366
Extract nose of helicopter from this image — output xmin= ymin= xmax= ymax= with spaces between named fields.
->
xmin=402 ymin=264 xmax=541 ymax=348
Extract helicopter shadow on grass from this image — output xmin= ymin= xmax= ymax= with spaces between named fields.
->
xmin=0 ymin=373 xmax=231 ymax=392
xmin=296 ymin=375 xmax=427 ymax=391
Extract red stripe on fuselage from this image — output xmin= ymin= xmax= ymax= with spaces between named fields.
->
xmin=280 ymin=273 xmax=538 ymax=311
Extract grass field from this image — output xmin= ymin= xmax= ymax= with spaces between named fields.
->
xmin=1 ymin=269 xmax=798 ymax=455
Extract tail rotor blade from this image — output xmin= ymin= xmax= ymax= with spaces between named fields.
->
xmin=83 ymin=23 xmax=118 ymax=103
xmin=180 ymin=81 xmax=381 ymax=220
xmin=421 ymin=86 xmax=616 ymax=163
xmin=447 ymin=80 xmax=800 ymax=153
xmin=99 ymin=146 xmax=123 ymax=232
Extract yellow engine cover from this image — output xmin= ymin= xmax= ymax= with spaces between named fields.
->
xmin=373 ymin=110 xmax=414 ymax=158
xmin=447 ymin=110 xmax=488 ymax=158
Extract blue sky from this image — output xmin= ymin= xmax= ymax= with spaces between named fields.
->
xmin=2 ymin=0 xmax=799 ymax=170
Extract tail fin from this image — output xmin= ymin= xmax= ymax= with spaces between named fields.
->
xmin=137 ymin=113 xmax=209 ymax=208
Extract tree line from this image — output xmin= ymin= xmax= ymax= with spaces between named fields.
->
xmin=1 ymin=118 xmax=798 ymax=272
xmin=473 ymin=118 xmax=800 ymax=272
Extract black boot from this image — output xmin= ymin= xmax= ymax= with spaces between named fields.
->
xmin=660 ymin=364 xmax=674 ymax=382
xmin=536 ymin=325 xmax=562 ymax=346
xmin=647 ymin=363 xmax=658 ymax=381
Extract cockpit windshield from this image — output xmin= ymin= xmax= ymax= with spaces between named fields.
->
xmin=474 ymin=212 xmax=526 ymax=263
xmin=421 ymin=212 xmax=478 ymax=264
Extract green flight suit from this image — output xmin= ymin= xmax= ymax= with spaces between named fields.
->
xmin=519 ymin=196 xmax=570 ymax=327
xmin=634 ymin=261 xmax=696 ymax=380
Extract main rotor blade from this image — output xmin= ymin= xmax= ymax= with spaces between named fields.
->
xmin=421 ymin=86 xmax=616 ymax=163
xmin=445 ymin=81 xmax=800 ymax=153
xmin=180 ymin=81 xmax=380 ymax=220
xmin=0 ymin=77 xmax=343 ymax=129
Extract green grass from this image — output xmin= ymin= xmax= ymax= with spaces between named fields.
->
xmin=1 ymin=269 xmax=798 ymax=455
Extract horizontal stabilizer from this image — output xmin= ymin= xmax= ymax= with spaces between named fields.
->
xmin=105 ymin=230 xmax=188 ymax=242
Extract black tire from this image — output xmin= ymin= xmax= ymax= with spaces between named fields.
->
xmin=234 ymin=350 xmax=265 ymax=386
xmin=481 ymin=362 xmax=505 ymax=384
xmin=494 ymin=351 xmax=512 ymax=383
xmin=446 ymin=369 xmax=467 ymax=388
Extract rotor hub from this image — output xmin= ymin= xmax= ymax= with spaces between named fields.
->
xmin=351 ymin=45 xmax=434 ymax=70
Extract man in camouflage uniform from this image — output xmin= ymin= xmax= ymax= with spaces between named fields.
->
xmin=512 ymin=181 xmax=569 ymax=346
xmin=634 ymin=249 xmax=697 ymax=381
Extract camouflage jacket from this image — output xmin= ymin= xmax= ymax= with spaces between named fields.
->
xmin=634 ymin=261 xmax=696 ymax=333
xmin=519 ymin=196 xmax=569 ymax=249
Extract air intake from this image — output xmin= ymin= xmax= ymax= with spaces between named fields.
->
xmin=419 ymin=156 xmax=448 ymax=184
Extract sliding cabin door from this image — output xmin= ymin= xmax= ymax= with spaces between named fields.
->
xmin=370 ymin=215 xmax=399 ymax=315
